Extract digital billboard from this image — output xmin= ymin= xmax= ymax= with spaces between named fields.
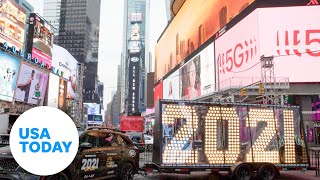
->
xmin=58 ymin=78 xmax=67 ymax=112
xmin=27 ymin=13 xmax=53 ymax=68
xmin=215 ymin=6 xmax=320 ymax=89
xmin=154 ymin=100 xmax=308 ymax=167
xmin=83 ymin=103 xmax=101 ymax=115
xmin=0 ymin=0 xmax=27 ymax=51
xmin=0 ymin=51 xmax=20 ymax=102
xmin=258 ymin=6 xmax=320 ymax=83
xmin=200 ymin=43 xmax=215 ymax=96
xmin=130 ymin=12 xmax=142 ymax=23
xmin=155 ymin=0 xmax=255 ymax=81
xmin=15 ymin=64 xmax=49 ymax=105
xmin=163 ymin=70 xmax=179 ymax=100
xmin=52 ymin=45 xmax=79 ymax=100
xmin=154 ymin=82 xmax=163 ymax=107
xmin=180 ymin=54 xmax=201 ymax=100
xmin=215 ymin=10 xmax=260 ymax=90
xmin=47 ymin=74 xmax=60 ymax=108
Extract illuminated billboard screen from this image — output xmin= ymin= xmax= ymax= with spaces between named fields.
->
xmin=180 ymin=54 xmax=201 ymax=100
xmin=47 ymin=74 xmax=60 ymax=108
xmin=215 ymin=10 xmax=260 ymax=90
xmin=154 ymin=100 xmax=308 ymax=167
xmin=0 ymin=51 xmax=20 ymax=102
xmin=200 ymin=43 xmax=215 ymax=96
xmin=155 ymin=0 xmax=255 ymax=81
xmin=163 ymin=70 xmax=179 ymax=100
xmin=52 ymin=45 xmax=79 ymax=100
xmin=0 ymin=0 xmax=27 ymax=51
xmin=154 ymin=82 xmax=163 ymax=107
xmin=130 ymin=12 xmax=142 ymax=23
xmin=84 ymin=103 xmax=101 ymax=115
xmin=216 ymin=6 xmax=320 ymax=89
xmin=128 ymin=40 xmax=141 ymax=54
xmin=58 ymin=78 xmax=67 ymax=111
xmin=27 ymin=13 xmax=53 ymax=68
xmin=15 ymin=63 xmax=49 ymax=105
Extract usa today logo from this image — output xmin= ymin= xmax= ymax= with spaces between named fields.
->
xmin=10 ymin=107 xmax=79 ymax=176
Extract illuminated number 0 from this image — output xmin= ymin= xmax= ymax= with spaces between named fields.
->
xmin=204 ymin=106 xmax=240 ymax=164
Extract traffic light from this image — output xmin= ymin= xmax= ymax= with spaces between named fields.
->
xmin=259 ymin=83 xmax=264 ymax=95
xmin=241 ymin=88 xmax=246 ymax=97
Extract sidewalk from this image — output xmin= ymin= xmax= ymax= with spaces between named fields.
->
xmin=279 ymin=170 xmax=320 ymax=180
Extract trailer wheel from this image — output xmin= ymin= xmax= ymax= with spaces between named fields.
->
xmin=257 ymin=164 xmax=276 ymax=180
xmin=233 ymin=163 xmax=253 ymax=180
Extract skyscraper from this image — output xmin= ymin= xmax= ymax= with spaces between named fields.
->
xmin=45 ymin=0 xmax=101 ymax=103
xmin=120 ymin=0 xmax=149 ymax=115
xmin=43 ymin=0 xmax=61 ymax=36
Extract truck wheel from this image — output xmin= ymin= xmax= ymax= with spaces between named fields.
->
xmin=257 ymin=164 xmax=276 ymax=180
xmin=233 ymin=163 xmax=253 ymax=180
xmin=119 ymin=162 xmax=134 ymax=180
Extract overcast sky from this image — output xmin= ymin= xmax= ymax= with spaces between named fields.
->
xmin=27 ymin=0 xmax=168 ymax=109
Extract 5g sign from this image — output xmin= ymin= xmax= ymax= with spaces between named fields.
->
xmin=160 ymin=101 xmax=301 ymax=165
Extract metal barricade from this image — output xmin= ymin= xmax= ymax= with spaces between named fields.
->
xmin=139 ymin=144 xmax=153 ymax=167
xmin=309 ymin=147 xmax=320 ymax=176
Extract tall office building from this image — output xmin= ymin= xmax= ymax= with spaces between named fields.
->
xmin=48 ymin=0 xmax=101 ymax=103
xmin=43 ymin=0 xmax=61 ymax=36
xmin=120 ymin=0 xmax=149 ymax=115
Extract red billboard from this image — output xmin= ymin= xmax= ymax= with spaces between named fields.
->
xmin=155 ymin=0 xmax=255 ymax=81
xmin=154 ymin=81 xmax=163 ymax=107
xmin=120 ymin=116 xmax=144 ymax=132
xmin=130 ymin=12 xmax=142 ymax=23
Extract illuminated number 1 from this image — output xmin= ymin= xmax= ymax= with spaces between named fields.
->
xmin=162 ymin=105 xmax=198 ymax=164
xmin=246 ymin=109 xmax=279 ymax=163
xmin=283 ymin=110 xmax=296 ymax=163
xmin=204 ymin=106 xmax=240 ymax=164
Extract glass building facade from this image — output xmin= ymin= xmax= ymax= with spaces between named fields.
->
xmin=48 ymin=0 xmax=101 ymax=103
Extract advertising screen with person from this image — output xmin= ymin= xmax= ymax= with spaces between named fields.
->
xmin=58 ymin=78 xmax=67 ymax=111
xmin=0 ymin=51 xmax=20 ymax=102
xmin=180 ymin=55 xmax=201 ymax=100
xmin=15 ymin=64 xmax=48 ymax=105
xmin=163 ymin=70 xmax=179 ymax=100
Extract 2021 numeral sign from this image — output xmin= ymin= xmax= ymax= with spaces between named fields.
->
xmin=161 ymin=104 xmax=297 ymax=164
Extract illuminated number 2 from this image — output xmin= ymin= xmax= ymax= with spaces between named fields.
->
xmin=162 ymin=105 xmax=198 ymax=164
xmin=205 ymin=107 xmax=240 ymax=164
xmin=246 ymin=109 xmax=279 ymax=163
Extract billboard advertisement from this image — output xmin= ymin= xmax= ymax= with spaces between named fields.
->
xmin=15 ymin=64 xmax=49 ymax=105
xmin=154 ymin=82 xmax=163 ymax=107
xmin=83 ymin=103 xmax=101 ymax=115
xmin=0 ymin=51 xmax=20 ymax=102
xmin=154 ymin=100 xmax=308 ymax=167
xmin=155 ymin=0 xmax=255 ymax=81
xmin=258 ymin=6 xmax=320 ymax=83
xmin=58 ymin=78 xmax=67 ymax=112
xmin=52 ymin=45 xmax=79 ymax=100
xmin=200 ymin=43 xmax=215 ymax=96
xmin=163 ymin=70 xmax=179 ymax=100
xmin=47 ymin=74 xmax=60 ymax=108
xmin=215 ymin=10 xmax=260 ymax=90
xmin=0 ymin=0 xmax=27 ymax=51
xmin=130 ymin=12 xmax=142 ymax=23
xmin=27 ymin=13 xmax=53 ymax=68
xmin=180 ymin=54 xmax=201 ymax=100
xmin=120 ymin=116 xmax=144 ymax=132
xmin=216 ymin=6 xmax=320 ymax=89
